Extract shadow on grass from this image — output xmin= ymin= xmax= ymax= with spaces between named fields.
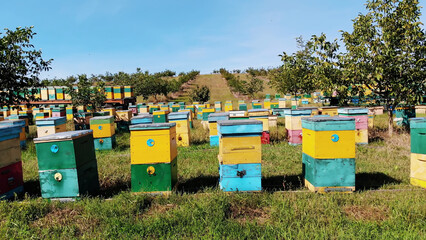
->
xmin=356 ymin=172 xmax=401 ymax=190
xmin=177 ymin=175 xmax=218 ymax=193
xmin=22 ymin=179 xmax=42 ymax=198
xmin=98 ymin=179 xmax=131 ymax=198
xmin=262 ymin=174 xmax=304 ymax=192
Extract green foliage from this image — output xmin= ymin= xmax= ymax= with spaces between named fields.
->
xmin=269 ymin=37 xmax=317 ymax=97
xmin=65 ymin=74 xmax=106 ymax=112
xmin=244 ymin=75 xmax=264 ymax=97
xmin=245 ymin=67 xmax=269 ymax=76
xmin=0 ymin=27 xmax=52 ymax=105
xmin=190 ymin=85 xmax=210 ymax=103
xmin=219 ymin=68 xmax=264 ymax=97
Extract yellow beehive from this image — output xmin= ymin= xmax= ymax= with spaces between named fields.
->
xmin=103 ymin=108 xmax=116 ymax=118
xmin=41 ymin=88 xmax=48 ymax=100
xmin=218 ymin=136 xmax=262 ymax=164
xmin=319 ymin=107 xmax=339 ymax=116
xmin=368 ymin=115 xmax=374 ymax=128
xmin=410 ymin=153 xmax=426 ymax=188
xmin=124 ymin=86 xmax=134 ymax=98
xmin=90 ymin=116 xmax=116 ymax=138
xmin=355 ymin=129 xmax=368 ymax=144
xmin=130 ymin=124 xmax=177 ymax=164
xmin=116 ymin=110 xmax=132 ymax=121
xmin=56 ymin=87 xmax=64 ymax=100
xmin=113 ymin=86 xmax=124 ymax=99
xmin=204 ymin=103 xmax=211 ymax=108
xmin=263 ymin=101 xmax=271 ymax=109
xmin=160 ymin=105 xmax=170 ymax=111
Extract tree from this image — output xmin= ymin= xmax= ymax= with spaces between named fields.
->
xmin=269 ymin=37 xmax=317 ymax=97
xmin=0 ymin=26 xmax=52 ymax=106
xmin=65 ymin=74 xmax=106 ymax=112
xmin=341 ymin=0 xmax=426 ymax=135
xmin=190 ymin=85 xmax=210 ymax=103
xmin=244 ymin=75 xmax=264 ymax=98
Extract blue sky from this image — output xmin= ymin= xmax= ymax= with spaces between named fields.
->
xmin=2 ymin=0 xmax=425 ymax=79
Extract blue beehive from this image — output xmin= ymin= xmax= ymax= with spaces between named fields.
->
xmin=219 ymin=164 xmax=262 ymax=192
xmin=0 ymin=119 xmax=26 ymax=148
xmin=131 ymin=114 xmax=153 ymax=125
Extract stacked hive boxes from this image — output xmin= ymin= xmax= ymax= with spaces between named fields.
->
xmin=395 ymin=106 xmax=416 ymax=127
xmin=217 ymin=120 xmax=263 ymax=192
xmin=124 ymin=86 xmax=134 ymax=98
xmin=153 ymin=110 xmax=168 ymax=123
xmin=291 ymin=98 xmax=299 ymax=109
xmin=410 ymin=118 xmax=426 ymax=188
xmin=36 ymin=117 xmax=67 ymax=138
xmin=202 ymin=108 xmax=215 ymax=124
xmin=279 ymin=98 xmax=287 ymax=108
xmin=90 ymin=116 xmax=116 ymax=150
xmin=41 ymin=88 xmax=49 ymax=100
xmin=252 ymin=100 xmax=262 ymax=109
xmin=248 ymin=109 xmax=270 ymax=144
xmin=32 ymin=108 xmax=43 ymax=119
xmin=131 ymin=114 xmax=153 ymax=125
xmin=130 ymin=123 xmax=177 ymax=193
xmin=56 ymin=87 xmax=64 ymax=100
xmin=338 ymin=108 xmax=369 ymax=144
xmin=0 ymin=120 xmax=26 ymax=148
xmin=285 ymin=109 xmax=312 ymax=145
xmin=224 ymin=101 xmax=233 ymax=112
xmin=66 ymin=106 xmax=76 ymax=121
xmin=34 ymin=130 xmax=100 ymax=199
xmin=116 ymin=110 xmax=132 ymax=132
xmin=171 ymin=104 xmax=181 ymax=112
xmin=35 ymin=112 xmax=49 ymax=120
xmin=319 ymin=106 xmax=339 ymax=116
xmin=138 ymin=104 xmax=148 ymax=114
xmin=149 ymin=105 xmax=160 ymax=114
xmin=214 ymin=101 xmax=222 ymax=112
xmin=105 ymin=86 xmax=113 ymax=100
xmin=48 ymin=87 xmax=56 ymax=100
xmin=302 ymin=117 xmax=356 ymax=193
xmin=208 ymin=113 xmax=229 ymax=146
xmin=52 ymin=107 xmax=66 ymax=117
xmin=238 ymin=101 xmax=247 ymax=111
xmin=0 ymin=125 xmax=24 ymax=199
xmin=113 ymin=86 xmax=124 ymax=99
xmin=168 ymin=112 xmax=191 ymax=147
xmin=298 ymin=107 xmax=319 ymax=116
xmin=102 ymin=108 xmax=116 ymax=118
xmin=264 ymin=99 xmax=271 ymax=109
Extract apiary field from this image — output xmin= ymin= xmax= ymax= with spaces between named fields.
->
xmin=0 ymin=115 xmax=424 ymax=239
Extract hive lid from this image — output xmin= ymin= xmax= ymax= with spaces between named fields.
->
xmin=214 ymin=101 xmax=221 ymax=104
xmin=287 ymin=109 xmax=312 ymax=116
xmin=337 ymin=107 xmax=368 ymax=115
xmin=116 ymin=110 xmax=132 ymax=113
xmin=130 ymin=122 xmax=176 ymax=130
xmin=302 ymin=116 xmax=355 ymax=131
xmin=132 ymin=114 xmax=153 ymax=119
xmin=217 ymin=120 xmax=263 ymax=135
xmin=320 ymin=106 xmax=339 ymax=109
xmin=0 ymin=125 xmax=22 ymax=140
xmin=90 ymin=115 xmax=114 ymax=124
xmin=410 ymin=117 xmax=426 ymax=129
xmin=297 ymin=107 xmax=318 ymax=110
xmin=248 ymin=109 xmax=268 ymax=112
xmin=208 ymin=112 xmax=230 ymax=122
xmin=217 ymin=119 xmax=262 ymax=126
xmin=35 ymin=117 xmax=67 ymax=126
xmin=0 ymin=119 xmax=26 ymax=127
xmin=34 ymin=130 xmax=93 ymax=142
xmin=168 ymin=112 xmax=189 ymax=120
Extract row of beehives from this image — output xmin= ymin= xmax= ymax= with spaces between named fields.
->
xmin=1 ymin=116 xmax=424 ymax=200
xmin=0 ymin=86 xmax=134 ymax=101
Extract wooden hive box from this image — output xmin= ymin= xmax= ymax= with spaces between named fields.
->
xmin=89 ymin=116 xmax=115 ymax=138
xmin=214 ymin=101 xmax=222 ymax=112
xmin=301 ymin=117 xmax=356 ymax=193
xmin=160 ymin=105 xmax=170 ymax=111
xmin=149 ymin=105 xmax=160 ymax=114
xmin=130 ymin=123 xmax=177 ymax=164
xmin=55 ymin=87 xmax=64 ymax=100
xmin=219 ymin=163 xmax=261 ymax=192
xmin=131 ymin=158 xmax=177 ymax=193
xmin=178 ymin=109 xmax=193 ymax=128
xmin=113 ymin=86 xmax=124 ymax=99
xmin=208 ymin=113 xmax=230 ymax=146
xmin=217 ymin=120 xmax=263 ymax=165
xmin=36 ymin=117 xmax=67 ymax=138
xmin=410 ymin=118 xmax=426 ymax=188
xmin=0 ymin=120 xmax=26 ymax=149
xmin=124 ymin=86 xmax=134 ymax=98
xmin=52 ymin=107 xmax=66 ymax=117
xmin=41 ymin=88 xmax=49 ymax=100
xmin=104 ymin=86 xmax=113 ymax=100
xmin=168 ymin=112 xmax=191 ymax=147
xmin=48 ymin=87 xmax=56 ymax=100
xmin=34 ymin=130 xmax=99 ymax=199
xmin=285 ymin=109 xmax=312 ymax=133
xmin=171 ymin=104 xmax=180 ymax=113
xmin=338 ymin=108 xmax=369 ymax=144
xmin=66 ymin=107 xmax=76 ymax=121
xmin=0 ymin=125 xmax=22 ymax=169
xmin=153 ymin=110 xmax=169 ymax=123
xmin=238 ymin=103 xmax=248 ymax=111
xmin=116 ymin=110 xmax=132 ymax=122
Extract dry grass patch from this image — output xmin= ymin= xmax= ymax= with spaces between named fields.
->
xmin=227 ymin=203 xmax=270 ymax=225
xmin=145 ymin=203 xmax=177 ymax=217
xmin=343 ymin=205 xmax=390 ymax=222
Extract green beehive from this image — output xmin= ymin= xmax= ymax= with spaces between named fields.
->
xmin=265 ymin=94 xmax=271 ymax=99
xmin=131 ymin=158 xmax=177 ymax=193
xmin=239 ymin=103 xmax=247 ymax=111
xmin=34 ymin=130 xmax=100 ymax=199
xmin=275 ymin=94 xmax=281 ymax=99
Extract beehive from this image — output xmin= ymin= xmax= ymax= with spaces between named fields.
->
xmin=153 ymin=110 xmax=169 ymax=123
xmin=89 ymin=116 xmax=116 ymax=150
xmin=102 ymin=108 xmax=116 ymax=118
xmin=171 ymin=104 xmax=180 ymax=112
xmin=32 ymin=108 xmax=43 ymax=119
xmin=272 ymin=108 xmax=289 ymax=118
xmin=270 ymin=101 xmax=279 ymax=110
xmin=238 ymin=102 xmax=247 ymax=111
xmin=74 ymin=112 xmax=92 ymax=130
xmin=178 ymin=109 xmax=193 ymax=128
xmin=228 ymin=111 xmax=247 ymax=119
xmin=410 ymin=118 xmax=426 ymax=188
xmin=35 ymin=112 xmax=50 ymax=120
xmin=131 ymin=114 xmax=153 ymax=125
xmin=415 ymin=105 xmax=426 ymax=115
xmin=214 ymin=101 xmax=222 ymax=112
xmin=395 ymin=106 xmax=415 ymax=127
xmin=0 ymin=125 xmax=24 ymax=199
xmin=291 ymin=98 xmax=300 ymax=108
xmin=264 ymin=99 xmax=271 ymax=109
xmin=34 ymin=130 xmax=100 ymax=199
xmin=48 ymin=87 xmax=56 ymax=100
xmin=168 ymin=112 xmax=191 ymax=147
xmin=297 ymin=107 xmax=319 ymax=116
xmin=160 ymin=105 xmax=170 ymax=112
xmin=319 ymin=106 xmax=339 ymax=116
xmin=268 ymin=115 xmax=278 ymax=128
xmin=116 ymin=110 xmax=132 ymax=122
xmin=248 ymin=109 xmax=270 ymax=132
xmin=124 ymin=86 xmax=134 ymax=98
xmin=0 ymin=120 xmax=26 ymax=149
xmin=138 ymin=104 xmax=149 ymax=114
xmin=149 ymin=105 xmax=160 ymax=114
xmin=202 ymin=108 xmax=215 ymax=121
xmin=224 ymin=101 xmax=233 ymax=112
xmin=338 ymin=108 xmax=369 ymax=144
xmin=302 ymin=117 xmax=356 ymax=193
xmin=217 ymin=120 xmax=263 ymax=192
xmin=208 ymin=112 xmax=229 ymax=146
xmin=130 ymin=123 xmax=177 ymax=193
xmin=252 ymin=100 xmax=262 ymax=109
xmin=66 ymin=107 xmax=76 ymax=121
xmin=52 ymin=107 xmax=66 ymax=117
xmin=2 ymin=109 xmax=10 ymax=118
xmin=36 ymin=117 xmax=67 ymax=138
xmin=41 ymin=88 xmax=49 ymax=100
xmin=56 ymin=87 xmax=64 ymax=100
xmin=113 ymin=86 xmax=124 ymax=99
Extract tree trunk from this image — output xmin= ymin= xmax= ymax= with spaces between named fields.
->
xmin=388 ymin=108 xmax=394 ymax=137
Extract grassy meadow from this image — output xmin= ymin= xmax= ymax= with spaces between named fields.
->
xmin=0 ymin=114 xmax=425 ymax=239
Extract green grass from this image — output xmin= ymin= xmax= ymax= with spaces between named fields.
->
xmin=1 ymin=114 xmax=425 ymax=239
